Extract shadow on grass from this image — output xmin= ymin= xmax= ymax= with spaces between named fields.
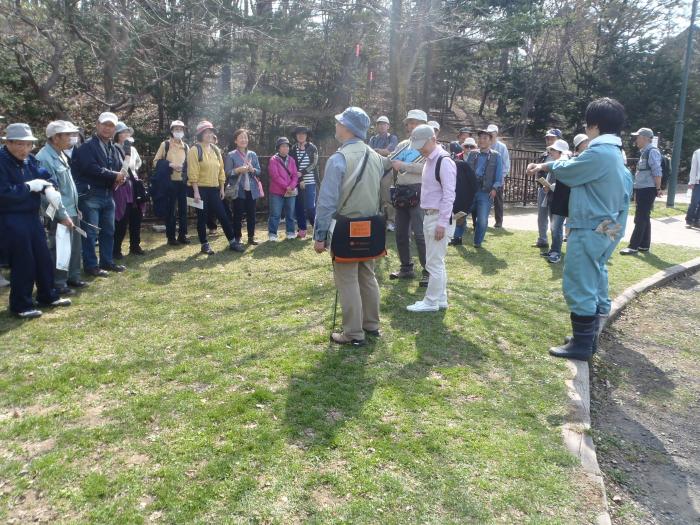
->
xmin=283 ymin=342 xmax=377 ymax=449
xmin=454 ymin=244 xmax=508 ymax=276
xmin=251 ymin=238 xmax=308 ymax=259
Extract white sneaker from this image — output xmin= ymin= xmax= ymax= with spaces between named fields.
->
xmin=286 ymin=231 xmax=297 ymax=239
xmin=407 ymin=301 xmax=439 ymax=312
xmin=387 ymin=222 xmax=396 ymax=232
xmin=268 ymin=234 xmax=278 ymax=242
xmin=439 ymin=301 xmax=448 ymax=309
xmin=0 ymin=274 xmax=9 ymax=288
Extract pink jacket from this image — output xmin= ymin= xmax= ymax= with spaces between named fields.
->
xmin=268 ymin=154 xmax=298 ymax=196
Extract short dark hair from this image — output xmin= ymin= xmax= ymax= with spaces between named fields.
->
xmin=585 ymin=97 xmax=626 ymax=135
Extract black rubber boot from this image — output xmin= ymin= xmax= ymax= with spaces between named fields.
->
xmin=563 ymin=309 xmax=609 ymax=354
xmin=550 ymin=314 xmax=596 ymax=360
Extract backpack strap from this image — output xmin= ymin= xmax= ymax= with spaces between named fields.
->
xmin=435 ymin=154 xmax=447 ymax=186
xmin=164 ymin=140 xmax=170 ymax=157
xmin=338 ymin=147 xmax=371 ymax=212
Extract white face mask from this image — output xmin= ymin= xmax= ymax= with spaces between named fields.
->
xmin=173 ymin=131 xmax=184 ymax=140
xmin=125 ymin=137 xmax=135 ymax=144
xmin=69 ymin=136 xmax=79 ymax=147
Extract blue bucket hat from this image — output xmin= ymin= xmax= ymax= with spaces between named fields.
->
xmin=545 ymin=128 xmax=562 ymax=138
xmin=335 ymin=107 xmax=371 ymax=140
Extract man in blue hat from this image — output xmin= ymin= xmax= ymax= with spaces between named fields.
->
xmin=314 ymin=107 xmax=388 ymax=346
xmin=527 ymin=99 xmax=632 ymax=360
xmin=0 ymin=123 xmax=72 ymax=318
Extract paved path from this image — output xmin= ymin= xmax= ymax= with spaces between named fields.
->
xmin=501 ymin=190 xmax=700 ymax=249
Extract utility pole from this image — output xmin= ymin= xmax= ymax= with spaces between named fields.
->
xmin=668 ymin=0 xmax=698 ymax=207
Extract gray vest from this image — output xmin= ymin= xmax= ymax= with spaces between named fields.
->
xmin=466 ymin=149 xmax=499 ymax=191
xmin=634 ymin=146 xmax=659 ymax=189
xmin=336 ymin=141 xmax=384 ymax=218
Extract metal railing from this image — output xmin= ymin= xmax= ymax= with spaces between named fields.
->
xmin=137 ymin=147 xmax=544 ymax=219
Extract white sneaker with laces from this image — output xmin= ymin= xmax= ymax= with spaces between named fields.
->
xmin=268 ymin=234 xmax=278 ymax=242
xmin=50 ymin=298 xmax=72 ymax=307
xmin=407 ymin=301 xmax=439 ymax=312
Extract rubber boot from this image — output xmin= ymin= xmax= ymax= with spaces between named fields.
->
xmin=549 ymin=314 xmax=596 ymax=361
xmin=563 ymin=309 xmax=609 ymax=354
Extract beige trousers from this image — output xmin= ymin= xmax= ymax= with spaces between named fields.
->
xmin=333 ymin=260 xmax=380 ymax=340
xmin=380 ymin=174 xmax=396 ymax=223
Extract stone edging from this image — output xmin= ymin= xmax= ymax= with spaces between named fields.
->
xmin=561 ymin=255 xmax=700 ymax=525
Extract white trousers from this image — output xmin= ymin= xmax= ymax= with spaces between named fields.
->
xmin=422 ymin=212 xmax=449 ymax=306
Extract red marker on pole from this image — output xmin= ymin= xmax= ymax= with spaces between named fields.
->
xmin=355 ymin=43 xmax=361 ymax=57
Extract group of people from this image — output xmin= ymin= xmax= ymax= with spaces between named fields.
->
xmin=314 ymin=98 xmax=632 ymax=363
xmin=0 ymin=97 xmax=688 ymax=364
xmin=0 ymin=113 xmax=323 ymax=317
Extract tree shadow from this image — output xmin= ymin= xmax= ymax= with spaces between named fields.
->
xmin=147 ymin=250 xmax=245 ymax=285
xmin=250 ymin=239 xmax=309 ymax=259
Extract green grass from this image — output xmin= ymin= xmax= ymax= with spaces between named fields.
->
xmin=628 ymin=201 xmax=688 ymax=219
xmin=1 ymin=228 xmax=698 ymax=524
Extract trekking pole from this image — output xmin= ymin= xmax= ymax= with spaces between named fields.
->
xmin=330 ymin=289 xmax=338 ymax=334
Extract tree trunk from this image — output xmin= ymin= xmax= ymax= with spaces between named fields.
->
xmin=389 ymin=0 xmax=404 ymax=126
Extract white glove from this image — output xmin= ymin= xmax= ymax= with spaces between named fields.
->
xmin=44 ymin=186 xmax=63 ymax=209
xmin=26 ymin=179 xmax=51 ymax=192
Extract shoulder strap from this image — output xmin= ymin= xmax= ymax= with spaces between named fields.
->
xmin=435 ymin=155 xmax=446 ymax=185
xmin=164 ymin=140 xmax=170 ymax=156
xmin=339 ymin=147 xmax=371 ymax=211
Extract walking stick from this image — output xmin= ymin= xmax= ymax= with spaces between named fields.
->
xmin=330 ymin=289 xmax=338 ymax=334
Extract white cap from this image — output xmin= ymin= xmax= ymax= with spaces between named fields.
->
xmin=46 ymin=120 xmax=80 ymax=138
xmin=98 ymin=112 xmax=119 ymax=125
xmin=376 ymin=116 xmax=390 ymax=125
xmin=573 ymin=134 xmax=589 ymax=149
xmin=404 ymin=109 xmax=428 ymax=123
xmin=463 ymin=137 xmax=477 ymax=147
xmin=486 ymin=124 xmax=499 ymax=134
xmin=409 ymin=124 xmax=436 ymax=150
xmin=428 ymin=120 xmax=440 ymax=130
xmin=548 ymin=139 xmax=570 ymax=154
xmin=170 ymin=120 xmax=186 ymax=129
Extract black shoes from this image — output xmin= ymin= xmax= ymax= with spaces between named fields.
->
xmin=100 ymin=263 xmax=126 ymax=273
xmin=389 ymin=270 xmax=415 ymax=280
xmin=419 ymin=270 xmax=429 ymax=287
xmin=448 ymin=237 xmax=463 ymax=246
xmin=229 ymin=240 xmax=246 ymax=252
xmin=201 ymin=243 xmax=215 ymax=255
xmin=55 ymin=286 xmax=75 ymax=296
xmin=248 ymin=237 xmax=259 ymax=246
xmin=167 ymin=239 xmax=180 ymax=246
xmin=85 ymin=267 xmax=109 ymax=277
xmin=532 ymin=240 xmax=549 ymax=248
xmin=129 ymin=246 xmax=145 ymax=255
xmin=178 ymin=237 xmax=192 ymax=245
xmin=67 ymin=280 xmax=89 ymax=288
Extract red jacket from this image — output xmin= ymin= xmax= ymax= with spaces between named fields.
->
xmin=267 ymin=154 xmax=298 ymax=196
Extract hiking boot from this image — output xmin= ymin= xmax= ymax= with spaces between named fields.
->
xmin=167 ymin=238 xmax=180 ymax=246
xmin=532 ymin=240 xmax=549 ymax=248
xmin=248 ymin=237 xmax=259 ymax=245
xmin=201 ymin=243 xmax=215 ymax=255
xmin=330 ymin=332 xmax=365 ymax=347
xmin=419 ymin=270 xmax=429 ymax=288
xmin=389 ymin=270 xmax=415 ymax=280
xmin=229 ymin=240 xmax=245 ymax=252
xmin=178 ymin=237 xmax=192 ymax=245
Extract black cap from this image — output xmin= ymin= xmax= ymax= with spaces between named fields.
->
xmin=275 ymin=136 xmax=291 ymax=149
xmin=458 ymin=127 xmax=472 ymax=134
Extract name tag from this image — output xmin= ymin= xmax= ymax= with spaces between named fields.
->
xmin=349 ymin=221 xmax=371 ymax=237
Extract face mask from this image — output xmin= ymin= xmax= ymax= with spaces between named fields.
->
xmin=69 ymin=136 xmax=79 ymax=147
xmin=125 ymin=137 xmax=135 ymax=144
xmin=173 ymin=131 xmax=184 ymax=140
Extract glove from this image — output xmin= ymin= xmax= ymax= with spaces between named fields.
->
xmin=44 ymin=186 xmax=63 ymax=209
xmin=26 ymin=179 xmax=52 ymax=192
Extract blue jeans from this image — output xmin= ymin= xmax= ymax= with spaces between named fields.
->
xmin=686 ymin=185 xmax=700 ymax=224
xmin=295 ymin=183 xmax=316 ymax=231
xmin=268 ymin=194 xmax=296 ymax=235
xmin=473 ymin=191 xmax=492 ymax=245
xmin=550 ymin=214 xmax=566 ymax=254
xmin=79 ymin=187 xmax=116 ymax=270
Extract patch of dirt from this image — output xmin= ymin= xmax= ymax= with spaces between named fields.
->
xmin=23 ymin=437 xmax=56 ymax=459
xmin=311 ymin=485 xmax=346 ymax=509
xmin=591 ymin=273 xmax=700 ymax=524
xmin=5 ymin=489 xmax=58 ymax=524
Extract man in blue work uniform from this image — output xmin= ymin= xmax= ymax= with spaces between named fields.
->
xmin=0 ymin=123 xmax=72 ymax=318
xmin=527 ymin=98 xmax=633 ymax=360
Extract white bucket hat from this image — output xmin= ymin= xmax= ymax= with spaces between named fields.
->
xmin=3 ymin=123 xmax=38 ymax=141
xmin=404 ymin=109 xmax=428 ymax=123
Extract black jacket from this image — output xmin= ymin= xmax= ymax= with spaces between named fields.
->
xmin=72 ymin=135 xmax=123 ymax=192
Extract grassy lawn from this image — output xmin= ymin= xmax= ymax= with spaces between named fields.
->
xmin=628 ymin=201 xmax=689 ymax=219
xmin=1 ymin=227 xmax=698 ymax=524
